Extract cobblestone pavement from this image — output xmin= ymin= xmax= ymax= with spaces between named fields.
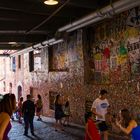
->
xmin=9 ymin=117 xmax=85 ymax=140
xmin=9 ymin=116 xmax=130 ymax=140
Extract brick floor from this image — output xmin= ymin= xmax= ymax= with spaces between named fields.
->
xmin=9 ymin=116 xmax=130 ymax=140
xmin=9 ymin=116 xmax=84 ymax=140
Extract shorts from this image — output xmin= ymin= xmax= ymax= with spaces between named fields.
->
xmin=97 ymin=121 xmax=108 ymax=132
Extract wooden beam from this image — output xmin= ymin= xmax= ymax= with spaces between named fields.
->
xmin=0 ymin=44 xmax=28 ymax=50
xmin=0 ymin=54 xmax=10 ymax=57
xmin=0 ymin=34 xmax=47 ymax=43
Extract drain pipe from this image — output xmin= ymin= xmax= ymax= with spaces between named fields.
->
xmin=58 ymin=0 xmax=140 ymax=32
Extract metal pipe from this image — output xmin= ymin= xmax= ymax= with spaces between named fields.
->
xmin=58 ymin=0 xmax=140 ymax=32
xmin=0 ymin=30 xmax=48 ymax=35
xmin=10 ymin=38 xmax=63 ymax=56
xmin=49 ymin=39 xmax=63 ymax=45
xmin=66 ymin=0 xmax=140 ymax=32
xmin=67 ymin=16 xmax=104 ymax=32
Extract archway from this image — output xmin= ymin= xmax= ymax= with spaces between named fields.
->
xmin=17 ymin=85 xmax=22 ymax=101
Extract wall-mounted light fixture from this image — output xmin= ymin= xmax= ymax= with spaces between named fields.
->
xmin=44 ymin=0 xmax=58 ymax=5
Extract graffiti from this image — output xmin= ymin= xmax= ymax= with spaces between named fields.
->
xmin=68 ymin=31 xmax=83 ymax=62
xmin=127 ymin=7 xmax=140 ymax=28
xmin=127 ymin=41 xmax=140 ymax=52
xmin=48 ymin=42 xmax=68 ymax=71
xmin=88 ymin=7 xmax=140 ymax=84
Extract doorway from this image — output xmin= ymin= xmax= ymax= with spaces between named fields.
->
xmin=17 ymin=85 xmax=22 ymax=101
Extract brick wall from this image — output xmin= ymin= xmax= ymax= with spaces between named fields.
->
xmin=0 ymin=7 xmax=140 ymax=125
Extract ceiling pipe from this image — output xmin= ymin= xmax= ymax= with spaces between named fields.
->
xmin=67 ymin=16 xmax=103 ymax=32
xmin=58 ymin=0 xmax=140 ymax=32
xmin=10 ymin=38 xmax=64 ymax=56
xmin=49 ymin=39 xmax=63 ymax=45
xmin=42 ymin=38 xmax=55 ymax=45
xmin=67 ymin=0 xmax=140 ymax=32
xmin=10 ymin=47 xmax=33 ymax=56
xmin=0 ymin=30 xmax=48 ymax=35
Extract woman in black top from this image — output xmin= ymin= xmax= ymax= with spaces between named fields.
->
xmin=54 ymin=94 xmax=64 ymax=131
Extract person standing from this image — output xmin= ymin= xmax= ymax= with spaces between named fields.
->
xmin=116 ymin=109 xmax=140 ymax=140
xmin=54 ymin=94 xmax=65 ymax=131
xmin=35 ymin=94 xmax=43 ymax=121
xmin=63 ymin=100 xmax=71 ymax=126
xmin=91 ymin=89 xmax=109 ymax=140
xmin=17 ymin=97 xmax=23 ymax=123
xmin=22 ymin=94 xmax=35 ymax=136
xmin=0 ymin=93 xmax=16 ymax=140
xmin=85 ymin=112 xmax=101 ymax=140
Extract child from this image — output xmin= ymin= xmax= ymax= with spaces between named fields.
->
xmin=85 ymin=112 xmax=101 ymax=140
xmin=63 ymin=101 xmax=71 ymax=126
xmin=36 ymin=94 xmax=43 ymax=121
xmin=17 ymin=97 xmax=23 ymax=123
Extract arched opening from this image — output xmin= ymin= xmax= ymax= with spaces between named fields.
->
xmin=17 ymin=85 xmax=22 ymax=101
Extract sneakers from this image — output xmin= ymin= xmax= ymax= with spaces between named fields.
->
xmin=31 ymin=132 xmax=35 ymax=136
xmin=37 ymin=118 xmax=42 ymax=121
xmin=11 ymin=116 xmax=14 ymax=121
xmin=24 ymin=132 xmax=35 ymax=136
xmin=23 ymin=133 xmax=28 ymax=136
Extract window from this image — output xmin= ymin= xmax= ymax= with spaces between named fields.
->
xmin=17 ymin=85 xmax=22 ymax=101
xmin=34 ymin=50 xmax=41 ymax=71
xmin=29 ymin=51 xmax=34 ymax=72
xmin=18 ymin=55 xmax=21 ymax=69
xmin=3 ymin=58 xmax=6 ymax=77
xmin=30 ymin=87 xmax=33 ymax=98
xmin=12 ymin=57 xmax=16 ymax=72
xmin=9 ymin=83 xmax=12 ymax=93
xmin=3 ymin=81 xmax=6 ymax=92
xmin=48 ymin=47 xmax=53 ymax=71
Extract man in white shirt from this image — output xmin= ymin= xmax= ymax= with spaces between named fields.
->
xmin=91 ymin=89 xmax=109 ymax=140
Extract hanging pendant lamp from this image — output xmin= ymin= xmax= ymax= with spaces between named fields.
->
xmin=44 ymin=0 xmax=58 ymax=5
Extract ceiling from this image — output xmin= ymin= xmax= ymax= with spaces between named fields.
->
xmin=0 ymin=0 xmax=117 ymax=51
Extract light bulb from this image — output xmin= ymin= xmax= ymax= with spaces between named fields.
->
xmin=44 ymin=0 xmax=58 ymax=5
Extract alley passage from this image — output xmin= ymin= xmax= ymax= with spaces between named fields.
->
xmin=9 ymin=117 xmax=84 ymax=140
xmin=9 ymin=117 xmax=130 ymax=140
